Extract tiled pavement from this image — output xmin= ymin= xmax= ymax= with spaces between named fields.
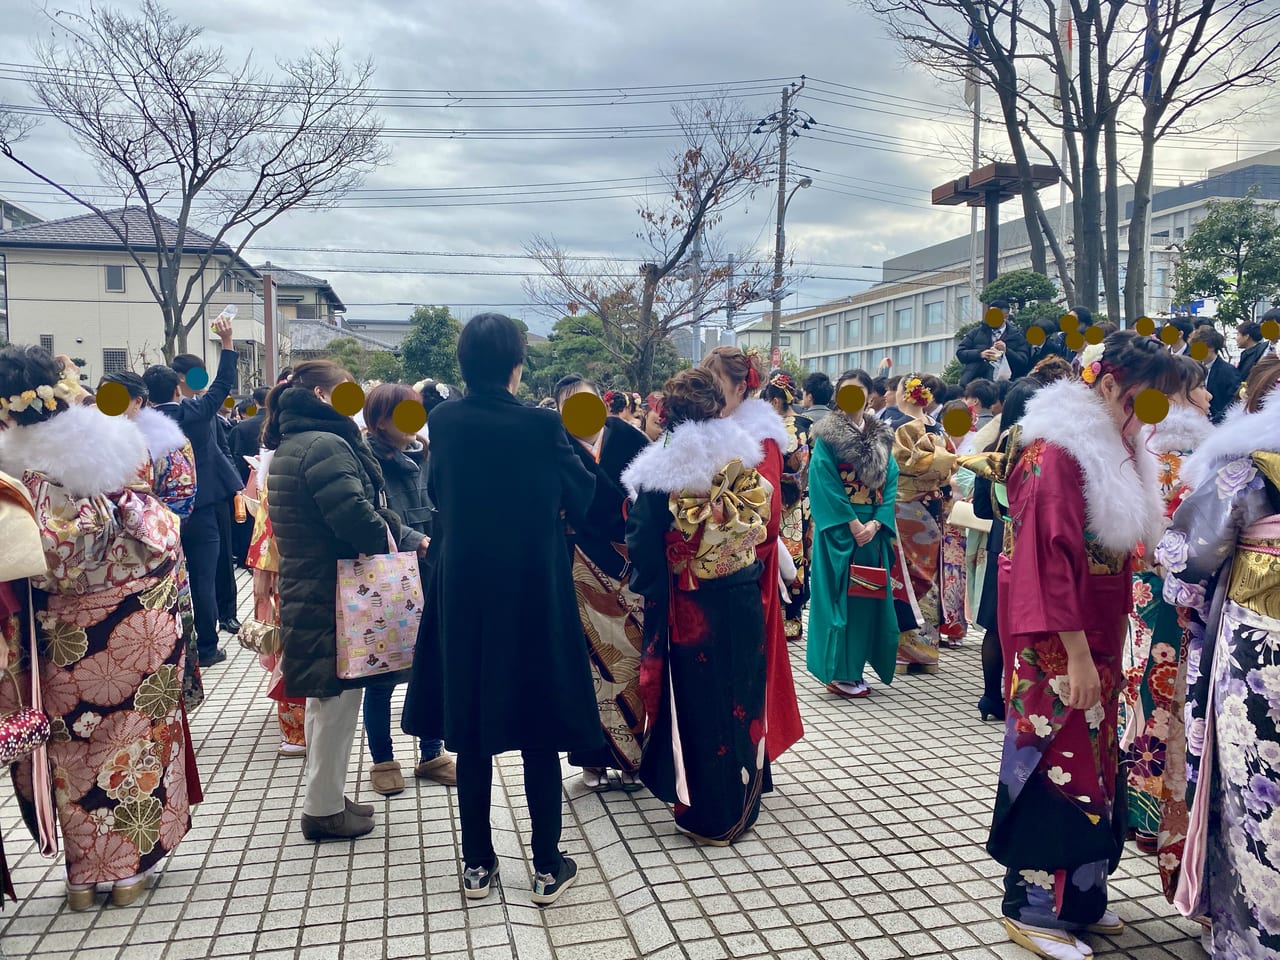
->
xmin=0 ymin=573 xmax=1207 ymax=960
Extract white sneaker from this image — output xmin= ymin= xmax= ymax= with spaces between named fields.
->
xmin=1003 ymin=918 xmax=1094 ymax=960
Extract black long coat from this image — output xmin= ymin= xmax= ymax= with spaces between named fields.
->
xmin=403 ymin=387 xmax=602 ymax=756
xmin=268 ymin=389 xmax=403 ymax=699
xmin=567 ymin=416 xmax=649 ymax=577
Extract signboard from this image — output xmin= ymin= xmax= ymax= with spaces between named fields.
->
xmin=770 ymin=346 xmax=782 ymax=369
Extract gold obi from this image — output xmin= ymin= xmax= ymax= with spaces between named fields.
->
xmin=667 ymin=459 xmax=771 ymax=590
xmin=1230 ymin=532 xmax=1280 ymax=619
xmin=893 ymin=421 xmax=958 ymax=502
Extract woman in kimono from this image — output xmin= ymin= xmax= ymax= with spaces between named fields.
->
xmin=762 ymin=372 xmax=811 ymax=643
xmin=937 ymin=398 xmax=972 ymax=646
xmin=1155 ymin=357 xmax=1280 ymax=957
xmin=701 ymin=346 xmax=804 ymax=765
xmin=100 ymin=371 xmax=202 ymax=711
xmin=987 ymin=332 xmax=1180 ymax=960
xmin=806 ymin=368 xmax=899 ymax=699
xmin=555 ymin=374 xmax=651 ymax=792
xmin=1116 ymin=353 xmax=1212 ymax=859
xmin=624 ymin=368 xmax=772 ymax=845
xmin=891 ymin=375 xmax=958 ymax=673
xmin=0 ymin=346 xmax=194 ymax=910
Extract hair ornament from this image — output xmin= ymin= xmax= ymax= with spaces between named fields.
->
xmin=743 ymin=348 xmax=762 ymax=390
xmin=901 ymin=376 xmax=933 ymax=408
xmin=768 ymin=373 xmax=795 ymax=404
xmin=0 ymin=370 xmax=80 ymax=423
xmin=1079 ymin=342 xmax=1106 ymax=385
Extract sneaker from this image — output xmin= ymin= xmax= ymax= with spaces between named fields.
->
xmin=370 ymin=761 xmax=405 ymax=796
xmin=530 ymin=855 xmax=577 ymax=906
xmin=462 ymin=863 xmax=499 ymax=901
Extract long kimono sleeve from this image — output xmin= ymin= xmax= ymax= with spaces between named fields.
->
xmin=808 ymin=438 xmax=858 ymax=535
xmin=625 ymin=491 xmax=671 ymax=603
xmin=1004 ymin=444 xmax=1091 ymax=637
xmin=873 ymin=456 xmax=898 ymax=533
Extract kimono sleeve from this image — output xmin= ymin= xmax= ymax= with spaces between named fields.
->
xmin=806 ymin=438 xmax=855 ymax=533
xmin=624 ymin=490 xmax=671 ymax=603
xmin=873 ymin=455 xmax=898 ymax=533
xmin=1004 ymin=444 xmax=1090 ymax=636
xmin=157 ymin=443 xmax=197 ymax=520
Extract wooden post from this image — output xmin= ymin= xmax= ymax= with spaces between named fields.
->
xmin=262 ymin=272 xmax=276 ymax=386
xmin=983 ymin=190 xmax=1001 ymax=285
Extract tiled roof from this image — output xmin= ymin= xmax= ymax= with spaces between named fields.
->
xmin=255 ymin=262 xmax=345 ymax=311
xmin=287 ymin=318 xmax=397 ymax=353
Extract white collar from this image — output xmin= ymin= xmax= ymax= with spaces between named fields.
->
xmin=1182 ymin=388 xmax=1280 ymax=488
xmin=622 ymin=416 xmax=762 ymax=499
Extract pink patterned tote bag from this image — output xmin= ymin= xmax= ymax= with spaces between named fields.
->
xmin=335 ymin=527 xmax=424 ymax=680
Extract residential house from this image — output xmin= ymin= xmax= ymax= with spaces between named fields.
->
xmin=255 ymin=262 xmax=345 ymax=322
xmin=0 ymin=208 xmax=265 ymax=389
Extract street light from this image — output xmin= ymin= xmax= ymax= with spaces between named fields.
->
xmin=770 ymin=176 xmax=812 ymax=356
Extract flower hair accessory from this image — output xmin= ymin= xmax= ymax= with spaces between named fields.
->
xmin=743 ymin=348 xmax=762 ymax=390
xmin=901 ymin=376 xmax=933 ymax=408
xmin=1079 ymin=342 xmax=1106 ymax=385
xmin=435 ymin=383 xmax=450 ymax=400
xmin=0 ymin=370 xmax=79 ymax=423
xmin=768 ymin=373 xmax=795 ymax=404
xmin=603 ymin=390 xmax=617 ymax=405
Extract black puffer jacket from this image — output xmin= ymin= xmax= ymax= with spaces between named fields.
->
xmin=268 ymin=389 xmax=403 ymax=698
xmin=368 ymin=434 xmax=433 ymax=555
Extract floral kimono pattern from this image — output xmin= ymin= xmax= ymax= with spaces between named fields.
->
xmin=150 ymin=435 xmax=201 ymax=712
xmin=779 ymin=414 xmax=811 ymax=641
xmin=1157 ymin=451 xmax=1280 ymax=956
xmin=988 ymin=440 xmax=1132 ymax=928
xmin=4 ymin=466 xmax=195 ymax=886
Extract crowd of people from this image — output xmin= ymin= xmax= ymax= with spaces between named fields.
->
xmin=0 ymin=304 xmax=1276 ymax=956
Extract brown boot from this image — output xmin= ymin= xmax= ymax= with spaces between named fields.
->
xmin=300 ymin=809 xmax=375 ymax=842
xmin=414 ymin=752 xmax=457 ymax=786
xmin=369 ymin=761 xmax=405 ymax=796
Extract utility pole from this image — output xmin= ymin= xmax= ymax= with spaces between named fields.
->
xmin=262 ymin=272 xmax=277 ymax=386
xmin=968 ymin=85 xmax=980 ymax=318
xmin=690 ymin=226 xmax=704 ymax=361
xmin=725 ymin=253 xmax=736 ymax=349
xmin=770 ymin=79 xmax=804 ymax=355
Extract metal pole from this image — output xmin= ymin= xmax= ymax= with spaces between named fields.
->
xmin=770 ymin=85 xmax=792 ymax=356
xmin=262 ymin=272 xmax=276 ymax=386
xmin=968 ymin=84 xmax=981 ymax=315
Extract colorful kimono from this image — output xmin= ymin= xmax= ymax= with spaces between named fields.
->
xmin=624 ymin=415 xmax=773 ymax=844
xmin=245 ymin=463 xmax=304 ymax=748
xmin=806 ymin=411 xmax=900 ymax=687
xmin=892 ymin=419 xmax=958 ymax=669
xmin=565 ymin=417 xmax=650 ymax=774
xmin=0 ymin=405 xmax=196 ymax=886
xmin=133 ymin=407 xmax=201 ymax=712
xmin=1116 ymin=407 xmax=1211 ymax=859
xmin=778 ymin=412 xmax=811 ymax=641
xmin=987 ymin=380 xmax=1164 ymax=930
xmin=1155 ymin=399 xmax=1280 ymax=957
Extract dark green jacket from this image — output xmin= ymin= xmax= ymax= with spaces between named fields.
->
xmin=267 ymin=389 xmax=402 ymax=698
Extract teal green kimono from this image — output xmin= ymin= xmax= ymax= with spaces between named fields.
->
xmin=805 ymin=435 xmax=900 ymax=685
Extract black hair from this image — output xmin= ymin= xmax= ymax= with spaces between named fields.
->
xmin=996 ymin=377 xmax=1042 ymax=437
xmin=1169 ymin=353 xmax=1206 ymax=398
xmin=802 ymin=371 xmax=834 ymax=406
xmin=99 ymin=370 xmax=149 ymax=402
xmin=886 ymin=375 xmax=903 ymax=390
xmin=418 ymin=379 xmax=456 ymax=415
xmin=171 ymin=354 xmax=205 ymax=376
xmin=996 ymin=380 xmax=1014 ymax=404
xmin=835 ymin=368 xmax=874 ymax=395
xmin=761 ymin=372 xmax=799 ymax=409
xmin=142 ymin=365 xmax=181 ymax=405
xmin=0 ymin=345 xmax=72 ymax=427
xmin=607 ymin=391 xmax=634 ymax=415
xmin=1240 ymin=320 xmax=1264 ymax=342
xmin=921 ymin=375 xmax=947 ymax=404
xmin=1190 ymin=326 xmax=1226 ymax=354
xmin=963 ymin=379 xmax=999 ymax=408
xmin=262 ymin=360 xmax=351 ymax=450
xmin=1165 ymin=318 xmax=1193 ymax=340
xmin=871 ymin=377 xmax=888 ymax=397
xmin=251 ymin=386 xmax=269 ymax=406
xmin=1099 ymin=330 xmax=1184 ymax=397
xmin=277 ymin=367 xmax=293 ymax=385
xmin=554 ymin=373 xmax=597 ymax=408
xmin=988 ymin=298 xmax=1011 ymax=312
xmin=457 ymin=313 xmax=526 ymax=391
xmin=1071 ymin=306 xmax=1094 ymax=328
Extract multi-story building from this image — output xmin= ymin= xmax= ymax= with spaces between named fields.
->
xmin=739 ymin=150 xmax=1280 ymax=375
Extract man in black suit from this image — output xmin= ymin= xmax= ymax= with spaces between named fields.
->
xmin=1162 ymin=318 xmax=1193 ymax=357
xmin=1190 ymin=326 xmax=1243 ymax=424
xmin=956 ymin=299 xmax=1030 ymax=386
xmin=1238 ymin=318 xmax=1272 ymax=381
xmin=144 ymin=316 xmax=244 ymax=667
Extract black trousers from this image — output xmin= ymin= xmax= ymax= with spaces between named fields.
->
xmin=215 ymin=498 xmax=238 ymax=622
xmin=181 ymin=504 xmax=221 ymax=659
xmin=456 ymin=751 xmax=563 ymax=875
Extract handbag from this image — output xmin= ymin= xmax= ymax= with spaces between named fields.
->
xmin=947 ymin=499 xmax=992 ymax=533
xmin=848 ymin=563 xmax=890 ymax=598
xmin=0 ymin=584 xmax=58 ymax=856
xmin=335 ymin=526 xmax=424 ymax=681
xmin=0 ymin=472 xmax=47 ymax=583
xmin=236 ymin=596 xmax=281 ymax=657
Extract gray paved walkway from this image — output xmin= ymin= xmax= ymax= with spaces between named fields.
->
xmin=1 ymin=575 xmax=1206 ymax=959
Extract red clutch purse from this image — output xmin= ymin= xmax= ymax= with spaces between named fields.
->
xmin=848 ymin=563 xmax=889 ymax=598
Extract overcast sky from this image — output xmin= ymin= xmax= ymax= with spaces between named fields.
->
xmin=1 ymin=0 xmax=1276 ymax=333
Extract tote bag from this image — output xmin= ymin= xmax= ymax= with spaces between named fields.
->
xmin=335 ymin=527 xmax=424 ymax=681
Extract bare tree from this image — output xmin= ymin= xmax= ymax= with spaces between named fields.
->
xmin=525 ymin=97 xmax=779 ymax=392
xmin=0 ymin=1 xmax=388 ymax=359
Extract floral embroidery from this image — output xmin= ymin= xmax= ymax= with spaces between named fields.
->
xmin=96 ymin=740 xmax=163 ymax=802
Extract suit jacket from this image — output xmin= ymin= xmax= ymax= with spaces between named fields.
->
xmin=155 ymin=349 xmax=244 ymax=509
xmin=229 ymin=412 xmax=266 ymax=483
xmin=1238 ymin=340 xmax=1270 ymax=382
xmin=1205 ymin=357 xmax=1243 ymax=424
xmin=956 ymin=324 xmax=1030 ymax=386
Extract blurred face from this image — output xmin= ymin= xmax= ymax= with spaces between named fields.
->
xmin=642 ymin=411 xmax=663 ymax=442
xmin=375 ymin=415 xmax=416 ymax=450
xmin=558 ymin=382 xmax=604 ymax=443
xmin=836 ymin=379 xmax=868 ymax=420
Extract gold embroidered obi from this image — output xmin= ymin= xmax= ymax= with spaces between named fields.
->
xmin=666 ymin=458 xmax=771 ymax=590
xmin=893 ymin=421 xmax=957 ymax=503
xmin=1229 ymin=452 xmax=1280 ymax=618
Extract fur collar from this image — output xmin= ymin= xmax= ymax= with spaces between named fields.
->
xmin=0 ymin=403 xmax=148 ymax=498
xmin=622 ymin=416 xmax=761 ymax=499
xmin=811 ymin=412 xmax=896 ymax=490
xmin=1016 ymin=380 xmax=1164 ymax=553
xmin=133 ymin=405 xmax=189 ymax=461
xmin=1181 ymin=387 xmax=1280 ymax=489
xmin=1142 ymin=404 xmax=1213 ymax=456
xmin=730 ymin=398 xmax=790 ymax=451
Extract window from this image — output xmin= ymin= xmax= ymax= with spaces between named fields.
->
xmin=105 ymin=265 xmax=125 ymax=293
xmin=824 ymin=354 xmax=838 ymax=374
xmin=805 ymin=328 xmax=817 ymax=352
xmin=893 ymin=344 xmax=914 ymax=369
xmin=870 ymin=314 xmax=886 ymax=338
xmin=843 ymin=353 xmax=855 ymax=369
xmin=895 ymin=307 xmax=914 ymax=335
xmin=956 ymin=295 xmax=971 ymax=323
xmin=102 ymin=348 xmax=128 ymax=374
xmin=824 ymin=323 xmax=837 ymax=349
xmin=222 ymin=271 xmax=250 ymax=294
xmin=924 ymin=302 xmax=945 ymax=329
xmin=39 ymin=335 xmax=54 ymax=354
xmin=295 ymin=304 xmax=319 ymax=320
xmin=779 ymin=336 xmax=791 ymax=347
xmin=924 ymin=340 xmax=945 ymax=365
xmin=845 ymin=318 xmax=859 ymax=344
xmin=806 ymin=357 xmax=818 ymax=372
